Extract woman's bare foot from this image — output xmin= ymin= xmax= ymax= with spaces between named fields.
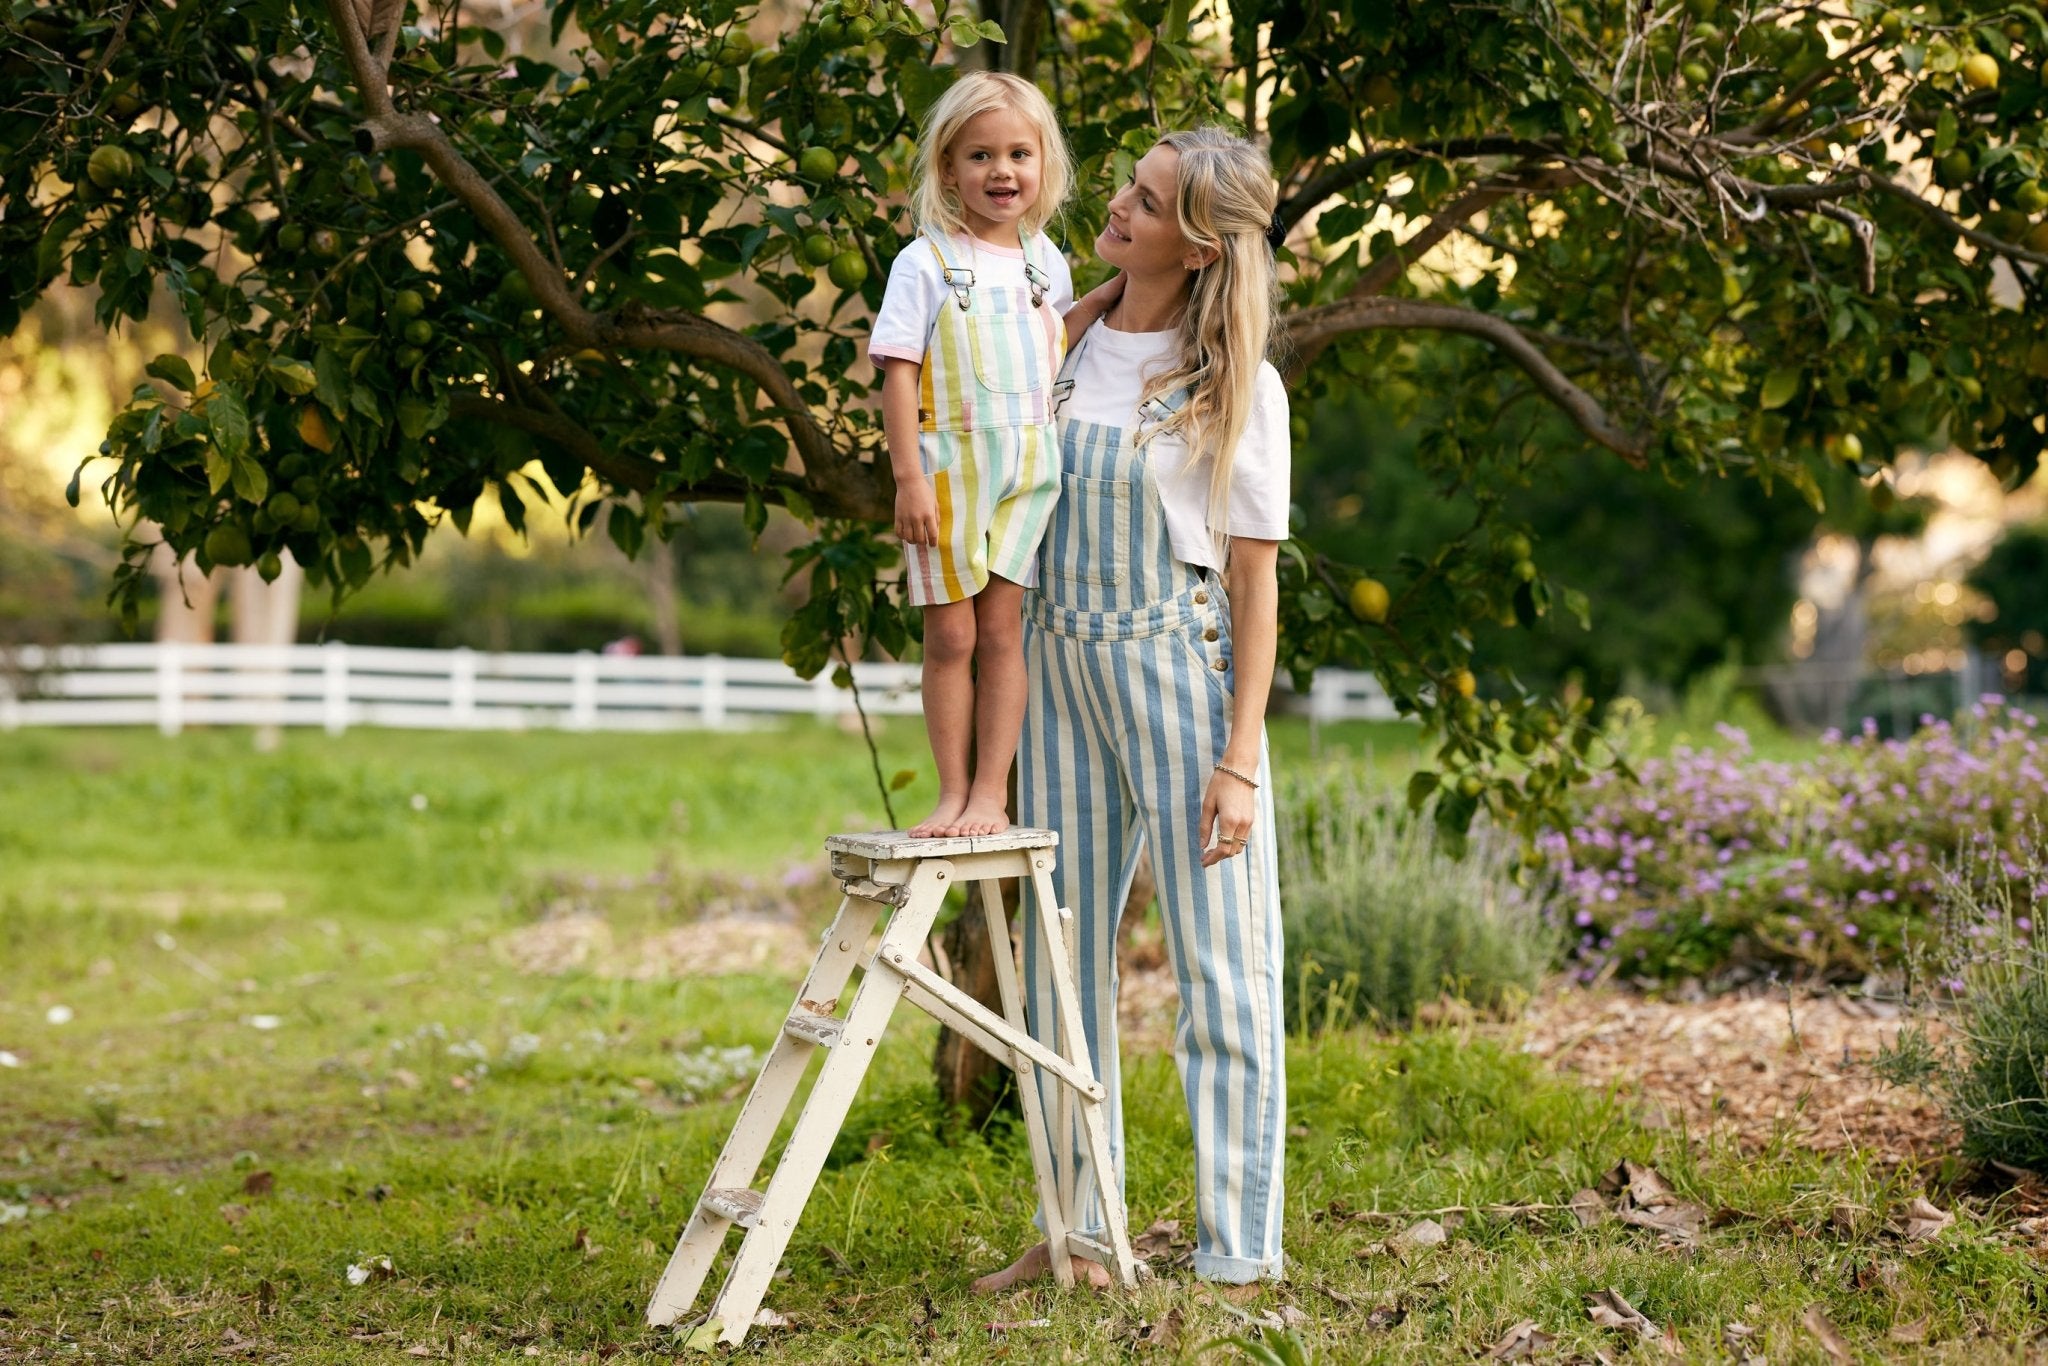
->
xmin=953 ymin=794 xmax=1011 ymax=838
xmin=909 ymin=793 xmax=969 ymax=838
xmin=969 ymin=1241 xmax=1112 ymax=1295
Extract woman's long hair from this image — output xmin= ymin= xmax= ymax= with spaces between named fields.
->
xmin=1137 ymin=127 xmax=1283 ymax=562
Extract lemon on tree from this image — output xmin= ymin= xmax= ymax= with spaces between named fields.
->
xmin=204 ymin=522 xmax=253 ymax=566
xmin=1347 ymin=576 xmax=1390 ymax=624
xmin=86 ymin=142 xmax=134 ymax=189
xmin=800 ymin=232 xmax=838 ymax=267
xmin=828 ymin=249 xmax=868 ymax=288
xmin=1961 ymin=52 xmax=1999 ymax=89
xmin=797 ymin=145 xmax=838 ymax=180
xmin=1448 ymin=668 xmax=1477 ymax=699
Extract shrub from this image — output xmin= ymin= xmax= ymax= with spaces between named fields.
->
xmin=1279 ymin=775 xmax=1554 ymax=1032
xmin=1544 ymin=701 xmax=2048 ymax=984
xmin=1875 ymin=836 xmax=2048 ymax=1171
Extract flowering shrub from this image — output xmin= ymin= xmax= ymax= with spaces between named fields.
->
xmin=1541 ymin=700 xmax=2048 ymax=983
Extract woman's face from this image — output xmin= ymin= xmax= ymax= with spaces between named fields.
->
xmin=1096 ymin=143 xmax=1209 ymax=275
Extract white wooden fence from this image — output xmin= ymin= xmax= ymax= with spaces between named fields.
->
xmin=0 ymin=642 xmax=1396 ymax=735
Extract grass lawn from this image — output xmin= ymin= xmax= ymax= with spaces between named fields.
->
xmin=2 ymin=722 xmax=2034 ymax=1363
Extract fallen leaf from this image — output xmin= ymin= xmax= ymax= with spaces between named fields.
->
xmin=1889 ymin=1315 xmax=1930 ymax=1344
xmin=1389 ymin=1218 xmax=1448 ymax=1259
xmin=1132 ymin=1218 xmax=1183 ymax=1259
xmin=241 ymin=1171 xmax=274 ymax=1197
xmin=1489 ymin=1319 xmax=1556 ymax=1359
xmin=1802 ymin=1303 xmax=1853 ymax=1364
xmin=1134 ymin=1305 xmax=1182 ymax=1350
xmin=345 ymin=1255 xmax=395 ymax=1286
xmin=1569 ymin=1187 xmax=1611 ymax=1228
xmin=1364 ymin=1303 xmax=1406 ymax=1330
xmin=218 ymin=1203 xmax=249 ymax=1227
xmin=1586 ymin=1288 xmax=1663 ymax=1340
xmin=988 ymin=1319 xmax=1051 ymax=1333
xmin=1893 ymin=1196 xmax=1953 ymax=1243
xmin=751 ymin=1306 xmax=791 ymax=1329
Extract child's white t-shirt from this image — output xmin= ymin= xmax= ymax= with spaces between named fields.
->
xmin=1058 ymin=322 xmax=1293 ymax=571
xmin=868 ymin=229 xmax=1076 ymax=368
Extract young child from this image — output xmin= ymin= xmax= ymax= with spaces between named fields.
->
xmin=868 ymin=72 xmax=1077 ymax=839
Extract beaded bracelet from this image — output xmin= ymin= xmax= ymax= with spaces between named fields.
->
xmin=1213 ymin=762 xmax=1259 ymax=791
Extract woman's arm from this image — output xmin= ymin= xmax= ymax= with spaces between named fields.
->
xmin=1201 ymin=537 xmax=1280 ymax=867
xmin=1062 ymin=271 xmax=1126 ymax=349
xmin=882 ymin=359 xmax=938 ymax=546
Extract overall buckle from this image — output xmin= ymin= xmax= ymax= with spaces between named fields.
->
xmin=1023 ymin=261 xmax=1050 ymax=309
xmin=941 ymin=266 xmax=976 ymax=311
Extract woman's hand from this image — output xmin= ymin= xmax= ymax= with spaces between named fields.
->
xmin=1199 ymin=764 xmax=1259 ymax=867
xmin=895 ymin=478 xmax=940 ymax=546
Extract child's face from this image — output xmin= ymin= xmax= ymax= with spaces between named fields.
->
xmin=1098 ymin=144 xmax=1207 ymax=275
xmin=941 ymin=105 xmax=1043 ymax=236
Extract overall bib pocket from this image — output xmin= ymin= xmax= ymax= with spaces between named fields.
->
xmin=968 ymin=314 xmax=1047 ymax=396
xmin=1050 ymin=474 xmax=1129 ymax=587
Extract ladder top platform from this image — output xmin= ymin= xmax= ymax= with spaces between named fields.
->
xmin=823 ymin=828 xmax=1059 ymax=860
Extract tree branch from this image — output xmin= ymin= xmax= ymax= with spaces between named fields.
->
xmin=1276 ymin=137 xmax=1561 ymax=231
xmin=321 ymin=0 xmax=883 ymax=520
xmin=1282 ymin=297 xmax=1648 ymax=467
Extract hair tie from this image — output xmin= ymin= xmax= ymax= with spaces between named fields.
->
xmin=1265 ymin=211 xmax=1287 ymax=250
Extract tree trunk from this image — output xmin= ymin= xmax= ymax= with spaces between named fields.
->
xmin=643 ymin=536 xmax=682 ymax=656
xmin=228 ymin=554 xmax=304 ymax=752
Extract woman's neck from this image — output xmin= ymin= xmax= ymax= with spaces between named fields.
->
xmin=1108 ymin=268 xmax=1191 ymax=333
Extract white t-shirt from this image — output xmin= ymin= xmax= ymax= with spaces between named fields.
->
xmin=1059 ymin=322 xmax=1293 ymax=570
xmin=868 ymin=229 xmax=1075 ymax=367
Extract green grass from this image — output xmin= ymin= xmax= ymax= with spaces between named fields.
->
xmin=2 ymin=723 xmax=2038 ymax=1363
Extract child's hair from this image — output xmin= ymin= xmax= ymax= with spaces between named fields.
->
xmin=1136 ymin=126 xmax=1284 ymax=562
xmin=910 ymin=72 xmax=1072 ymax=240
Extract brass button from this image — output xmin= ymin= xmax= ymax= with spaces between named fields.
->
xmin=1193 ymin=591 xmax=1209 ymax=605
xmin=1203 ymin=628 xmax=1219 ymax=642
xmin=1212 ymin=658 xmax=1228 ymax=672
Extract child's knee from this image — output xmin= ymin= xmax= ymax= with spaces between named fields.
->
xmin=974 ymin=608 xmax=1022 ymax=657
xmin=924 ymin=608 xmax=978 ymax=663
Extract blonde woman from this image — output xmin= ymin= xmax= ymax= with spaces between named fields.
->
xmin=869 ymin=71 xmax=1077 ymax=838
xmin=976 ymin=127 xmax=1292 ymax=1292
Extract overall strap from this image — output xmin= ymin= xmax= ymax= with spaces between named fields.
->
xmin=923 ymin=232 xmax=975 ymax=311
xmin=1021 ymin=232 xmax=1051 ymax=309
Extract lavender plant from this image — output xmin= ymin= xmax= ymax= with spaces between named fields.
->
xmin=1542 ymin=700 xmax=2048 ymax=984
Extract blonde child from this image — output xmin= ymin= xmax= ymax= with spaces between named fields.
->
xmin=868 ymin=72 xmax=1080 ymax=838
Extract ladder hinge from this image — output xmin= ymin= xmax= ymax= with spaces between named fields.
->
xmin=700 ymin=1187 xmax=765 ymax=1228
xmin=783 ymin=1007 xmax=845 ymax=1048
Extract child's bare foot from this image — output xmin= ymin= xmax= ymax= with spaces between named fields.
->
xmin=969 ymin=1241 xmax=1112 ymax=1295
xmin=953 ymin=794 xmax=1010 ymax=838
xmin=909 ymin=793 xmax=969 ymax=839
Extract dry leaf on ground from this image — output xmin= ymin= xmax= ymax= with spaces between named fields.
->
xmin=1488 ymin=1320 xmax=1556 ymax=1360
xmin=1893 ymin=1196 xmax=1954 ymax=1243
xmin=1890 ymin=1315 xmax=1931 ymax=1344
xmin=1389 ymin=1218 xmax=1448 ymax=1259
xmin=1803 ymin=1304 xmax=1854 ymax=1364
xmin=1586 ymin=1288 xmax=1663 ymax=1340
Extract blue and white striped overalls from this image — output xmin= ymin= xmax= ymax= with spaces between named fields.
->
xmin=1016 ymin=336 xmax=1287 ymax=1283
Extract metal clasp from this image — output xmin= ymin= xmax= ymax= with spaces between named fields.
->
xmin=1023 ymin=260 xmax=1050 ymax=309
xmin=940 ymin=265 xmax=976 ymax=311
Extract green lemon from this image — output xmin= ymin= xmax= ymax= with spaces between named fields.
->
xmin=1347 ymin=578 xmax=1390 ymax=624
xmin=310 ymin=228 xmax=342 ymax=258
xmin=801 ymin=233 xmax=838 ymax=266
xmin=798 ymin=145 xmax=839 ymax=180
xmin=257 ymin=552 xmax=283 ymax=583
xmin=827 ymin=249 xmax=868 ymax=288
xmin=391 ymin=288 xmax=425 ymax=319
xmin=204 ymin=523 xmax=253 ymax=566
xmin=86 ymin=143 xmax=134 ymax=189
xmin=403 ymin=320 xmax=433 ymax=346
xmin=394 ymin=345 xmax=424 ymax=367
xmin=265 ymin=491 xmax=301 ymax=524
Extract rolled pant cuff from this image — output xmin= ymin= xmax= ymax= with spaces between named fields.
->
xmin=1194 ymin=1250 xmax=1284 ymax=1284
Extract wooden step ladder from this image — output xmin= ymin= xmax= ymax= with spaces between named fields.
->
xmin=645 ymin=828 xmax=1138 ymax=1347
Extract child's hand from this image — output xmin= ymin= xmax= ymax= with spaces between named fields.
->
xmin=895 ymin=478 xmax=941 ymax=546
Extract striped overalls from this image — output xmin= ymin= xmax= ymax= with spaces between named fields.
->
xmin=1016 ymin=337 xmax=1287 ymax=1283
xmin=903 ymin=233 xmax=1065 ymax=606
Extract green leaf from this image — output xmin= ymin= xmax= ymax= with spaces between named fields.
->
xmin=315 ymin=349 xmax=350 ymax=415
xmin=888 ymin=768 xmax=918 ymax=791
xmin=204 ymin=445 xmax=234 ymax=495
xmin=207 ymin=386 xmax=250 ymax=461
xmin=1758 ymin=368 xmax=1801 ymax=411
xmin=1406 ymin=770 xmax=1439 ymax=810
xmin=231 ymin=454 xmax=268 ymax=506
xmin=267 ymin=359 xmax=318 ymax=395
xmin=65 ymin=462 xmax=84 ymax=508
xmin=607 ymin=503 xmax=645 ymax=558
xmin=743 ymin=489 xmax=768 ymax=542
xmin=145 ymin=354 xmax=197 ymax=392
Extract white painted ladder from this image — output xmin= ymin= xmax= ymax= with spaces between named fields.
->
xmin=644 ymin=828 xmax=1139 ymax=1346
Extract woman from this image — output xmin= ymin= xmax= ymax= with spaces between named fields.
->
xmin=975 ymin=126 xmax=1291 ymax=1292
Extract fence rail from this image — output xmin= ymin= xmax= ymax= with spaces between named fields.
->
xmin=0 ymin=642 xmax=1397 ymax=735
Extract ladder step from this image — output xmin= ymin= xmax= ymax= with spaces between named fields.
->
xmin=782 ymin=1006 xmax=845 ymax=1048
xmin=700 ymin=1187 xmax=765 ymax=1228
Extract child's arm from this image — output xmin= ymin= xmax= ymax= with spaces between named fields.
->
xmin=882 ymin=359 xmax=938 ymax=546
xmin=1062 ymin=271 xmax=1126 ymax=349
